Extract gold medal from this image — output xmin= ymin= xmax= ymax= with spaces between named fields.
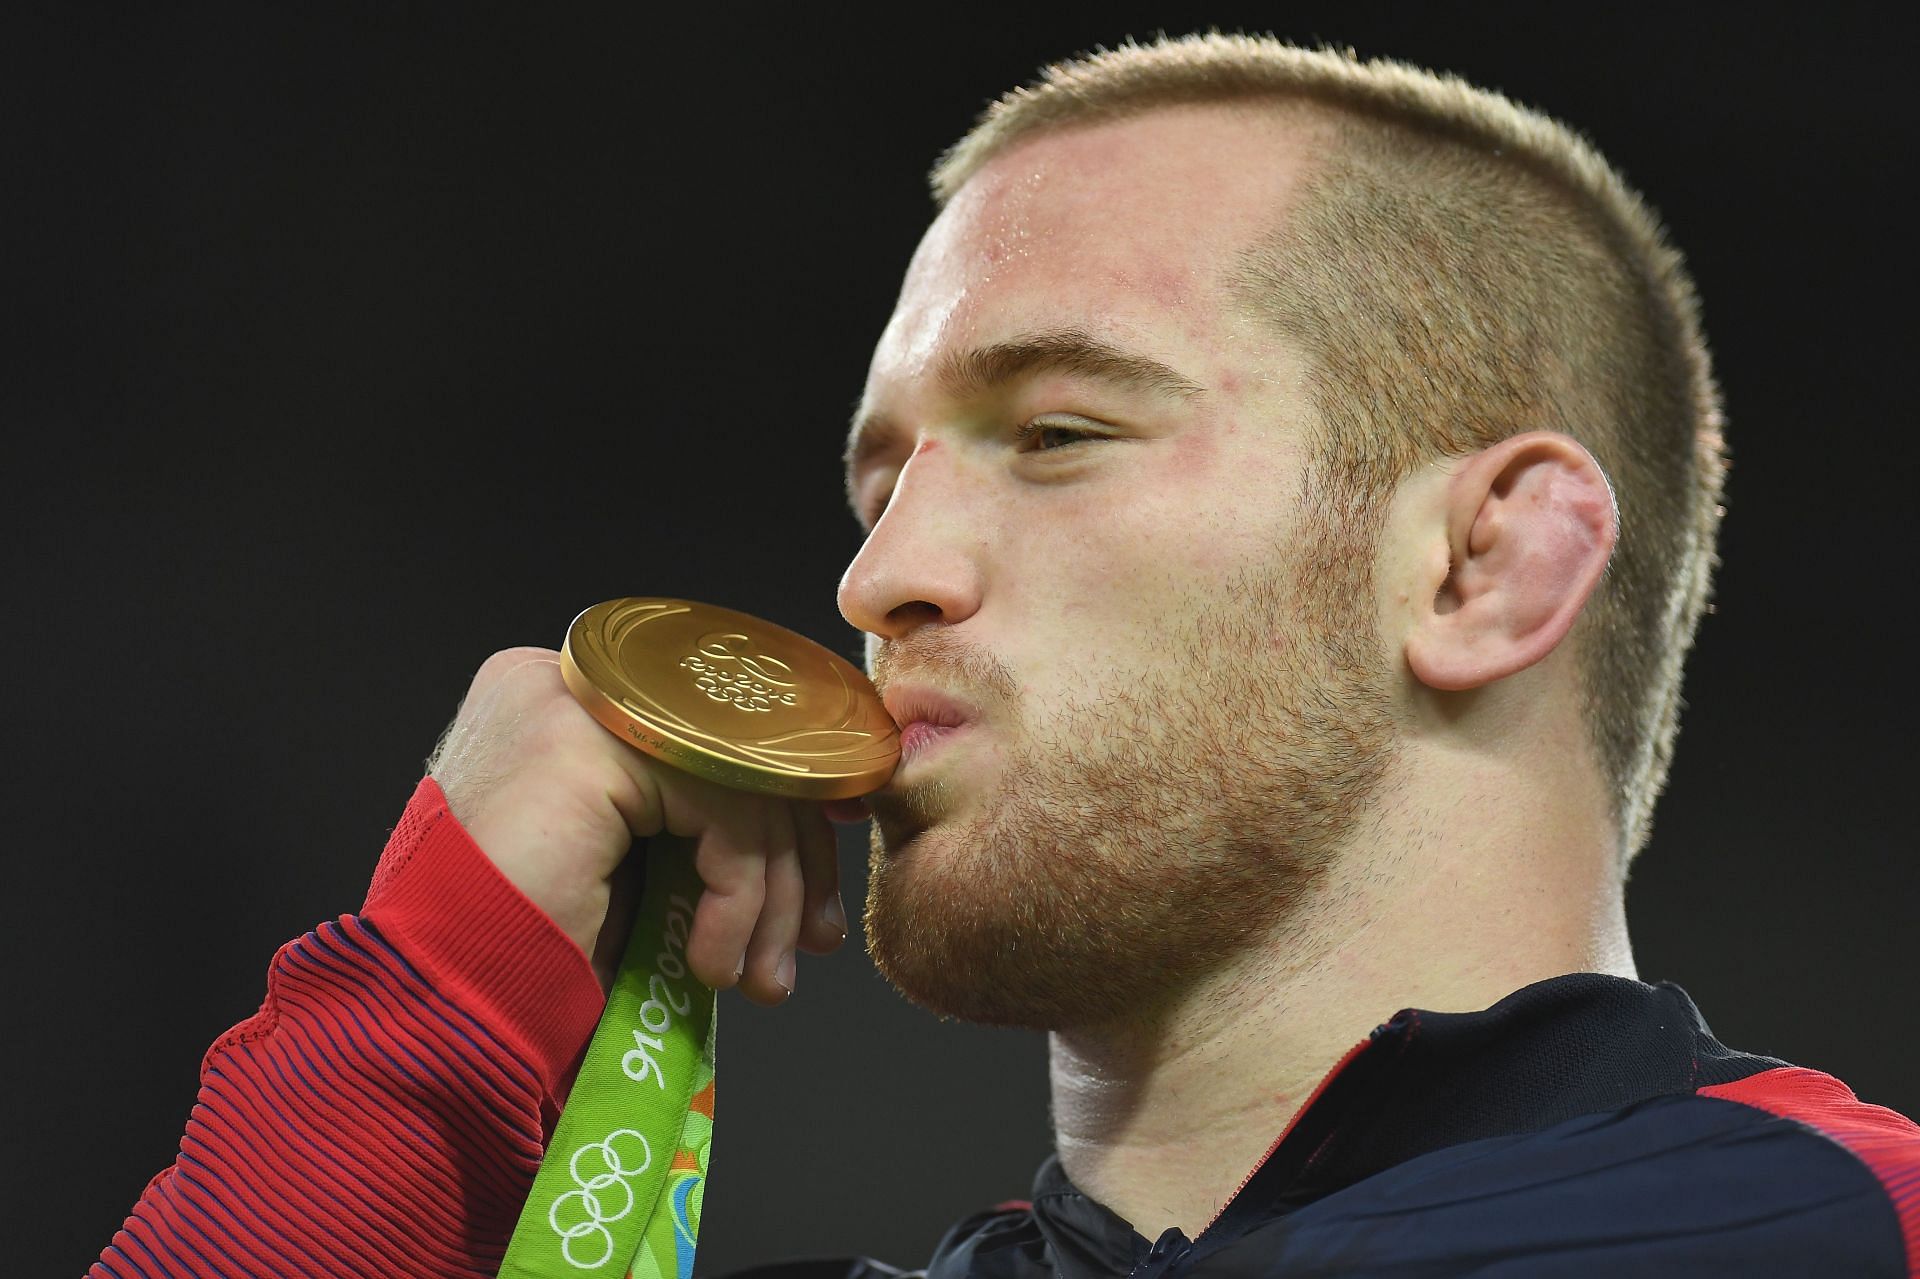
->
xmin=560 ymin=597 xmax=898 ymax=799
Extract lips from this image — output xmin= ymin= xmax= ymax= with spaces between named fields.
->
xmin=898 ymin=720 xmax=967 ymax=760
xmin=881 ymin=686 xmax=976 ymax=734
xmin=880 ymin=685 xmax=978 ymax=768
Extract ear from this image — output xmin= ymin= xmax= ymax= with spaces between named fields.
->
xmin=1403 ymin=431 xmax=1617 ymax=692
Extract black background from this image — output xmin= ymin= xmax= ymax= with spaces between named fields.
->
xmin=5 ymin=6 xmax=1913 ymax=1275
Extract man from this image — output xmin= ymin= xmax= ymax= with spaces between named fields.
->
xmin=95 ymin=34 xmax=1918 ymax=1279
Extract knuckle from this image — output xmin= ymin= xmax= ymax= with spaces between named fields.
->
xmin=694 ymin=842 xmax=761 ymax=896
xmin=471 ymin=646 xmax=562 ymax=694
xmin=765 ymin=846 xmax=805 ymax=894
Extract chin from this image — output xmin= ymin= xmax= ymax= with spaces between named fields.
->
xmin=860 ymin=800 xmax=1188 ymax=1031
xmin=864 ymin=759 xmax=977 ymax=855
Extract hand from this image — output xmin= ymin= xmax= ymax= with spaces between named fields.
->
xmin=427 ymin=647 xmax=851 ymax=1005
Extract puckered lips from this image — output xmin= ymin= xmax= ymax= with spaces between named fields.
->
xmin=883 ymin=684 xmax=977 ymax=761
xmin=821 ymin=685 xmax=980 ymax=824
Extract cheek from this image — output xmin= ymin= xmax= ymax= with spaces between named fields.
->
xmin=1017 ymin=507 xmax=1224 ymax=657
xmin=1143 ymin=431 xmax=1279 ymax=578
xmin=994 ymin=428 xmax=1295 ymax=632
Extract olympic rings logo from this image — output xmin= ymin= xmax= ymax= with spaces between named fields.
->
xmin=547 ymin=1128 xmax=653 ymax=1270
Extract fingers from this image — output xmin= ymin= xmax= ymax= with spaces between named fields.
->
xmin=740 ymin=802 xmax=805 ymax=1005
xmin=432 ymin=644 xmax=862 ymax=1010
xmin=794 ymin=802 xmax=847 ymax=957
xmin=666 ymin=785 xmax=845 ymax=1007
xmin=589 ymin=843 xmax=648 ymax=992
xmin=682 ymin=794 xmax=770 ymax=994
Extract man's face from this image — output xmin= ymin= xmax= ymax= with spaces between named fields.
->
xmin=838 ymin=106 xmax=1397 ymax=1030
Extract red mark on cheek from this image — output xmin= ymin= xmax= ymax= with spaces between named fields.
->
xmin=1171 ymin=423 xmax=1218 ymax=476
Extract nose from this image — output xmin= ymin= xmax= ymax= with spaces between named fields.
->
xmin=837 ymin=443 xmax=984 ymax=641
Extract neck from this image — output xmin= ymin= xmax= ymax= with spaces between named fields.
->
xmin=1045 ymin=750 xmax=1635 ymax=1243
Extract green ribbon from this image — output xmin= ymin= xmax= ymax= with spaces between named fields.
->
xmin=499 ymin=838 xmax=716 ymax=1279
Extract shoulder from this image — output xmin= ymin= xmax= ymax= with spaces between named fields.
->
xmin=1251 ymin=1080 xmax=1919 ymax=1277
xmin=1694 ymin=1066 xmax=1919 ymax=1273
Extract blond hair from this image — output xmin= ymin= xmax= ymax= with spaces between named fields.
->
xmin=932 ymin=35 xmax=1728 ymax=863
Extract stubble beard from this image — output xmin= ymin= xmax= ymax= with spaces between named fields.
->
xmin=862 ymin=519 xmax=1398 ymax=1032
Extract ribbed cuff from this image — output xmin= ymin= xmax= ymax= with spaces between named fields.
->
xmin=361 ymin=776 xmax=606 ymax=1105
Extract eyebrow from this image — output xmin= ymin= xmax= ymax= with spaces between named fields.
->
xmin=842 ymin=327 xmax=1205 ymax=509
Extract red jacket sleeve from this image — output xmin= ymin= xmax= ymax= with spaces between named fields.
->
xmin=92 ymin=777 xmax=607 ymax=1279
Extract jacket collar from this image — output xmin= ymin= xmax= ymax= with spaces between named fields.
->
xmin=1019 ymin=972 xmax=1779 ymax=1276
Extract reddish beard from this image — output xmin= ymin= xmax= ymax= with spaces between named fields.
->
xmin=861 ymin=529 xmax=1396 ymax=1032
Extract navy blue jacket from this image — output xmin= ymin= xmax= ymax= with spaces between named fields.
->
xmin=729 ymin=974 xmax=1919 ymax=1277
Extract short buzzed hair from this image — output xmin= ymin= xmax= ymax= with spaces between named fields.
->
xmin=932 ymin=35 xmax=1729 ymax=864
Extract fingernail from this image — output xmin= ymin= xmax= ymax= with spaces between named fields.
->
xmin=823 ymin=893 xmax=847 ymax=936
xmin=775 ymin=951 xmax=796 ymax=995
xmin=732 ymin=953 xmax=746 ymax=983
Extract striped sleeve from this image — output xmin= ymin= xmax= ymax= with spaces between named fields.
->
xmin=93 ymin=777 xmax=607 ymax=1279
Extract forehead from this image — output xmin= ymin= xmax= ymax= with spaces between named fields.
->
xmin=873 ymin=104 xmax=1323 ymax=381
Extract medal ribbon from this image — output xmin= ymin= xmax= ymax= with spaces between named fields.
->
xmin=499 ymin=838 xmax=715 ymax=1279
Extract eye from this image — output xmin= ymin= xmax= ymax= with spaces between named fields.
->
xmin=1012 ymin=418 xmax=1107 ymax=452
